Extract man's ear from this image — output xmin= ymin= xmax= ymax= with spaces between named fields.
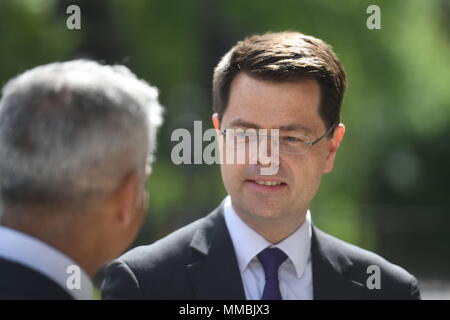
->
xmin=323 ymin=123 xmax=345 ymax=173
xmin=212 ymin=113 xmax=220 ymax=130
xmin=112 ymin=171 xmax=141 ymax=227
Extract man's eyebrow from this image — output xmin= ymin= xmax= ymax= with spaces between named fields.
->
xmin=227 ymin=118 xmax=313 ymax=134
xmin=228 ymin=119 xmax=261 ymax=128
xmin=278 ymin=124 xmax=313 ymax=134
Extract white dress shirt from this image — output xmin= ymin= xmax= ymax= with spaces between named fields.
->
xmin=223 ymin=196 xmax=313 ymax=300
xmin=0 ymin=225 xmax=93 ymax=300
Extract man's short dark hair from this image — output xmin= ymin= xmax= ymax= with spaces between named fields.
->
xmin=212 ymin=31 xmax=347 ymax=134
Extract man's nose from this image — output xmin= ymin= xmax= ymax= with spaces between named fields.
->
xmin=248 ymin=135 xmax=280 ymax=167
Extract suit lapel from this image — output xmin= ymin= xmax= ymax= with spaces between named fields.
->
xmin=311 ymin=226 xmax=366 ymax=300
xmin=187 ymin=205 xmax=246 ymax=300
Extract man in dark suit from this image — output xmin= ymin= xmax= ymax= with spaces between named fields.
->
xmin=102 ymin=32 xmax=420 ymax=300
xmin=0 ymin=60 xmax=163 ymax=299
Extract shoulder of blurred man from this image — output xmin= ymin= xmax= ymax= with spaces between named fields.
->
xmin=0 ymin=257 xmax=73 ymax=300
xmin=101 ymin=204 xmax=420 ymax=300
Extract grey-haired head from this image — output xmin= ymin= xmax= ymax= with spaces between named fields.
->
xmin=0 ymin=60 xmax=164 ymax=212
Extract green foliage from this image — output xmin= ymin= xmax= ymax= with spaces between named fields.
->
xmin=1 ymin=0 xmax=448 ymax=275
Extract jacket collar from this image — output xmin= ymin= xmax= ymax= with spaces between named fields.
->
xmin=187 ymin=204 xmax=246 ymax=299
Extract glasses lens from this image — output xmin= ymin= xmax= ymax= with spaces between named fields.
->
xmin=223 ymin=129 xmax=314 ymax=155
xmin=280 ymin=142 xmax=307 ymax=155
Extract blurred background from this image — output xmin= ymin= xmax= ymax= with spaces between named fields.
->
xmin=0 ymin=0 xmax=449 ymax=299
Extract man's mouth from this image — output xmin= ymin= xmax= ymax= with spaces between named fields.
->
xmin=245 ymin=178 xmax=288 ymax=191
xmin=252 ymin=180 xmax=285 ymax=186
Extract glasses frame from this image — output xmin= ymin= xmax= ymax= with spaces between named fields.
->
xmin=303 ymin=123 xmax=337 ymax=146
xmin=218 ymin=123 xmax=337 ymax=154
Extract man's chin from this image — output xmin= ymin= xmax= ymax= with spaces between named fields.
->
xmin=239 ymin=202 xmax=286 ymax=221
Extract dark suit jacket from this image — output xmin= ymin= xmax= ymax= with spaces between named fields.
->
xmin=0 ymin=257 xmax=73 ymax=300
xmin=101 ymin=205 xmax=421 ymax=300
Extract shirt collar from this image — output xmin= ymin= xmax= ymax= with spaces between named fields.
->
xmin=223 ymin=195 xmax=312 ymax=278
xmin=0 ymin=225 xmax=93 ymax=300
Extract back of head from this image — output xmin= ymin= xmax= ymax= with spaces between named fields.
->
xmin=0 ymin=60 xmax=163 ymax=217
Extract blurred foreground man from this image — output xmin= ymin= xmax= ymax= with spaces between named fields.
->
xmin=103 ymin=32 xmax=420 ymax=300
xmin=0 ymin=60 xmax=163 ymax=299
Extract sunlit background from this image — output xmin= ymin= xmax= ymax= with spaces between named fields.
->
xmin=0 ymin=0 xmax=449 ymax=299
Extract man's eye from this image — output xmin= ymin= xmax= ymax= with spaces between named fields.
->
xmin=282 ymin=136 xmax=306 ymax=143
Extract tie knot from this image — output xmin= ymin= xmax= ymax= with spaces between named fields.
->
xmin=257 ymin=247 xmax=288 ymax=279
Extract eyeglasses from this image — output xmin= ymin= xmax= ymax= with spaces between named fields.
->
xmin=219 ymin=124 xmax=336 ymax=155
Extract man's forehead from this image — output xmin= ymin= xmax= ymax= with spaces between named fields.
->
xmin=226 ymin=74 xmax=321 ymax=118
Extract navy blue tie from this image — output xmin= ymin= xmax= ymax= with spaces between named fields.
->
xmin=257 ymin=247 xmax=288 ymax=300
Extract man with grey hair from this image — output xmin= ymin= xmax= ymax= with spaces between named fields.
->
xmin=0 ymin=60 xmax=163 ymax=299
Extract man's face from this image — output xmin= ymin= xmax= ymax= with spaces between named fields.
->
xmin=215 ymin=72 xmax=344 ymax=223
